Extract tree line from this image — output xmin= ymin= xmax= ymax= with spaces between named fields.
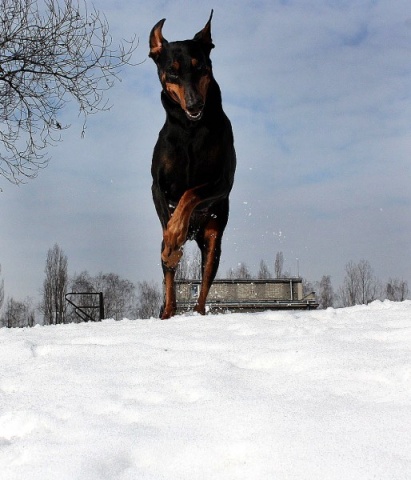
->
xmin=0 ymin=247 xmax=409 ymax=328
xmin=149 ymin=250 xmax=409 ymax=310
xmin=222 ymin=253 xmax=409 ymax=309
xmin=0 ymin=244 xmax=162 ymax=328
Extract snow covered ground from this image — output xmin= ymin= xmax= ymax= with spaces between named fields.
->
xmin=1 ymin=301 xmax=410 ymax=480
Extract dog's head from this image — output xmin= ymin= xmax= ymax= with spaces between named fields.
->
xmin=149 ymin=11 xmax=215 ymax=122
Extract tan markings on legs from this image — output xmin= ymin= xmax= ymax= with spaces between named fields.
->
xmin=162 ymin=269 xmax=177 ymax=319
xmin=194 ymin=219 xmax=221 ymax=315
xmin=161 ymin=242 xmax=183 ymax=270
xmin=161 ymin=186 xmax=205 ymax=268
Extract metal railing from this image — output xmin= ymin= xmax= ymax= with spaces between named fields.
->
xmin=65 ymin=292 xmax=105 ymax=322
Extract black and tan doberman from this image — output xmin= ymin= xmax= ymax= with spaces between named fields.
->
xmin=149 ymin=11 xmax=236 ymax=319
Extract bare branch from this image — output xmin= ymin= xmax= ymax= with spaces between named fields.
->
xmin=0 ymin=0 xmax=138 ymax=184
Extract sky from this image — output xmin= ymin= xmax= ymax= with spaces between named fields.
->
xmin=1 ymin=301 xmax=411 ymax=478
xmin=1 ymin=0 xmax=411 ymax=302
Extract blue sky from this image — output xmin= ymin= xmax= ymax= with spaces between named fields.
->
xmin=1 ymin=0 xmax=411 ymax=302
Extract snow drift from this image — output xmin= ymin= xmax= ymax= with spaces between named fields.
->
xmin=1 ymin=301 xmax=410 ymax=479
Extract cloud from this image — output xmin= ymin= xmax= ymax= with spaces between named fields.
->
xmin=1 ymin=0 xmax=410 ymax=303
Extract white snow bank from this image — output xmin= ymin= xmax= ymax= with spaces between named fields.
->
xmin=1 ymin=300 xmax=410 ymax=479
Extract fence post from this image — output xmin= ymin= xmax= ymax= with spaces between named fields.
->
xmin=99 ymin=292 xmax=105 ymax=321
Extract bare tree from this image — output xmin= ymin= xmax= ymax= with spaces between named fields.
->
xmin=0 ymin=0 xmax=137 ymax=184
xmin=68 ymin=270 xmax=136 ymax=322
xmin=338 ymin=260 xmax=380 ymax=307
xmin=94 ymin=272 xmax=135 ymax=320
xmin=175 ymin=250 xmax=189 ymax=280
xmin=357 ymin=259 xmax=380 ymax=305
xmin=2 ymin=296 xmax=35 ymax=328
xmin=188 ymin=249 xmax=202 ymax=280
xmin=41 ymin=243 xmax=68 ymax=324
xmin=275 ymin=252 xmax=284 ymax=278
xmin=176 ymin=249 xmax=202 ymax=280
xmin=338 ymin=261 xmax=360 ymax=307
xmin=227 ymin=262 xmax=252 ymax=280
xmin=136 ymin=281 xmax=162 ymax=319
xmin=317 ymin=275 xmax=334 ymax=309
xmin=68 ymin=270 xmax=98 ymax=322
xmin=302 ymin=278 xmax=316 ymax=298
xmin=258 ymin=259 xmax=272 ymax=280
xmin=3 ymin=298 xmax=22 ymax=328
xmin=0 ymin=264 xmax=4 ymax=313
xmin=386 ymin=278 xmax=409 ymax=302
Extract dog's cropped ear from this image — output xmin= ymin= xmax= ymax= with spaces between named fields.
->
xmin=149 ymin=18 xmax=167 ymax=61
xmin=193 ymin=10 xmax=215 ymax=53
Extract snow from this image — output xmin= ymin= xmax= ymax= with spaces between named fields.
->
xmin=1 ymin=301 xmax=410 ymax=480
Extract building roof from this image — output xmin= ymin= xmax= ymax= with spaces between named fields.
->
xmin=174 ymin=277 xmax=304 ymax=284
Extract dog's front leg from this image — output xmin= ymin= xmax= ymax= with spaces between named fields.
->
xmin=161 ymin=208 xmax=188 ymax=269
xmin=161 ymin=187 xmax=204 ymax=268
xmin=161 ymin=268 xmax=177 ymax=319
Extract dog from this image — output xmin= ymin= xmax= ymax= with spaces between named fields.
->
xmin=149 ymin=10 xmax=236 ymax=319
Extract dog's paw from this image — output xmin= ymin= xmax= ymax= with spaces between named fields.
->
xmin=161 ymin=246 xmax=183 ymax=269
xmin=193 ymin=304 xmax=206 ymax=315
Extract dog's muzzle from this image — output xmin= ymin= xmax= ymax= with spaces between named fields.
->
xmin=185 ymin=98 xmax=204 ymax=122
xmin=185 ymin=109 xmax=203 ymax=121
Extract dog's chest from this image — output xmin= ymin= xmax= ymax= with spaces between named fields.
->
xmin=163 ymin=134 xmax=214 ymax=183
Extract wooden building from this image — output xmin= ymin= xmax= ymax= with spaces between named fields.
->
xmin=174 ymin=278 xmax=318 ymax=314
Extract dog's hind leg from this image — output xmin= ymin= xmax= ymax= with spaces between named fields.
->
xmin=194 ymin=218 xmax=224 ymax=315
